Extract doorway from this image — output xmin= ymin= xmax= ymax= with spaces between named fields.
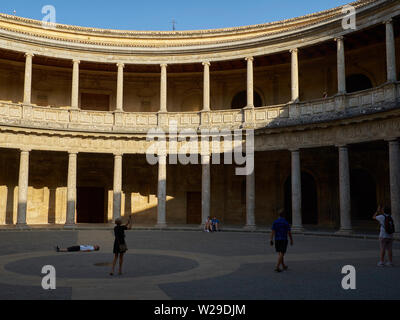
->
xmin=350 ymin=169 xmax=377 ymax=220
xmin=77 ymin=187 xmax=106 ymax=223
xmin=187 ymin=192 xmax=201 ymax=224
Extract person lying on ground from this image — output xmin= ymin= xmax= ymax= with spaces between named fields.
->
xmin=56 ymin=245 xmax=100 ymax=252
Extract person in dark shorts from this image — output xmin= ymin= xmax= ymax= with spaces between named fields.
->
xmin=56 ymin=245 xmax=100 ymax=252
xmin=110 ymin=215 xmax=132 ymax=276
xmin=270 ymin=209 xmax=293 ymax=272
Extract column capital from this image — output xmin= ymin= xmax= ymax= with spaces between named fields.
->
xmin=20 ymin=148 xmax=31 ymax=153
xmin=384 ymin=19 xmax=393 ymax=25
xmin=334 ymin=36 xmax=344 ymax=42
xmin=24 ymin=52 xmax=34 ymax=58
xmin=289 ymin=48 xmax=298 ymax=53
xmin=202 ymin=61 xmax=211 ymax=67
xmin=68 ymin=150 xmax=78 ymax=155
xmin=160 ymin=63 xmax=168 ymax=68
xmin=336 ymin=144 xmax=348 ymax=149
xmin=116 ymin=62 xmax=125 ymax=69
xmin=113 ymin=152 xmax=123 ymax=157
xmin=72 ymin=59 xmax=80 ymax=65
xmin=245 ymin=56 xmax=254 ymax=62
xmin=289 ymin=148 xmax=300 ymax=153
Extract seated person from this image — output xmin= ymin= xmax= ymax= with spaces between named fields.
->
xmin=211 ymin=216 xmax=221 ymax=232
xmin=204 ymin=216 xmax=213 ymax=232
xmin=56 ymin=244 xmax=100 ymax=252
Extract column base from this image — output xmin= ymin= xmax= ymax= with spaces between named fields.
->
xmin=63 ymin=223 xmax=76 ymax=230
xmin=244 ymin=225 xmax=256 ymax=231
xmin=291 ymin=226 xmax=304 ymax=233
xmin=155 ymin=223 xmax=167 ymax=229
xmin=335 ymin=228 xmax=353 ymax=235
xmin=16 ymin=223 xmax=30 ymax=230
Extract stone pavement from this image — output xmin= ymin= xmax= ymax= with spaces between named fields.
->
xmin=0 ymin=229 xmax=399 ymax=300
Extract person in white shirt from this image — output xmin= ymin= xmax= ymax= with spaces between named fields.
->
xmin=373 ymin=205 xmax=394 ymax=267
xmin=56 ymin=244 xmax=100 ymax=252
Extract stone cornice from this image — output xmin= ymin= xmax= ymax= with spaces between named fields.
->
xmin=0 ymin=107 xmax=399 ymax=154
xmin=0 ymin=0 xmax=396 ymax=65
xmin=0 ymin=0 xmax=387 ymax=51
xmin=0 ymin=1 xmax=373 ymax=38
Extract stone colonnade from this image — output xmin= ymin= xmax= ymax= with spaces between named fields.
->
xmin=11 ymin=137 xmax=400 ymax=235
xmin=20 ymin=20 xmax=397 ymax=111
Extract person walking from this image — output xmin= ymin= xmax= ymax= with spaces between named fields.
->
xmin=373 ymin=205 xmax=395 ymax=267
xmin=270 ymin=209 xmax=293 ymax=272
xmin=110 ymin=215 xmax=132 ymax=276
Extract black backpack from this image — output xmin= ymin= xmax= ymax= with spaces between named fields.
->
xmin=384 ymin=215 xmax=395 ymax=235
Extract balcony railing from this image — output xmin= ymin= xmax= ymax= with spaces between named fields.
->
xmin=0 ymin=82 xmax=398 ymax=133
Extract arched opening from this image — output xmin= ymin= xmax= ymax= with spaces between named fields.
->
xmin=346 ymin=74 xmax=373 ymax=93
xmin=231 ymin=90 xmax=262 ymax=109
xmin=350 ymin=169 xmax=377 ymax=220
xmin=284 ymin=172 xmax=318 ymax=225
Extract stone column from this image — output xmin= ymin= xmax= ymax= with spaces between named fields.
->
xmin=335 ymin=37 xmax=346 ymax=94
xmin=157 ymin=154 xmax=167 ymax=227
xmin=160 ymin=64 xmax=168 ymax=112
xmin=291 ymin=149 xmax=303 ymax=231
xmin=338 ymin=146 xmax=352 ymax=233
xmin=16 ymin=149 xmax=30 ymax=227
xmin=245 ymin=57 xmax=254 ymax=108
xmin=245 ymin=153 xmax=256 ymax=230
xmin=388 ymin=140 xmax=400 ymax=235
xmin=113 ymin=153 xmax=123 ymax=221
xmin=290 ymin=49 xmax=299 ymax=102
xmin=202 ymin=61 xmax=211 ymax=111
xmin=71 ymin=59 xmax=80 ymax=109
xmin=23 ymin=53 xmax=34 ymax=105
xmin=116 ymin=63 xmax=125 ymax=111
xmin=201 ymin=154 xmax=211 ymax=226
xmin=385 ymin=20 xmax=397 ymax=82
xmin=65 ymin=152 xmax=77 ymax=226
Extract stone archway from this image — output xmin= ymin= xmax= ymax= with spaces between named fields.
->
xmin=346 ymin=74 xmax=373 ymax=93
xmin=231 ymin=90 xmax=262 ymax=109
xmin=350 ymin=169 xmax=377 ymax=220
xmin=284 ymin=171 xmax=318 ymax=225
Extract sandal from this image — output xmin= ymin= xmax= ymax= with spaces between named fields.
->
xmin=274 ymin=268 xmax=282 ymax=273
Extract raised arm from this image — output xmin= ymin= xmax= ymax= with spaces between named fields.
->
xmin=373 ymin=205 xmax=381 ymax=220
xmin=125 ymin=215 xmax=133 ymax=230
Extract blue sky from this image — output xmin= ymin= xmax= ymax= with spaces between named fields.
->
xmin=0 ymin=0 xmax=350 ymax=31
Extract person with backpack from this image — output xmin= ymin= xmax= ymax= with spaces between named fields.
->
xmin=373 ymin=205 xmax=395 ymax=267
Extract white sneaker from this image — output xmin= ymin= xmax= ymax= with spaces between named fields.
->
xmin=385 ymin=262 xmax=394 ymax=267
xmin=377 ymin=261 xmax=385 ymax=267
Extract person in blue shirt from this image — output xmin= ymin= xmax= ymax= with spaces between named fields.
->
xmin=211 ymin=216 xmax=221 ymax=232
xmin=270 ymin=209 xmax=293 ymax=272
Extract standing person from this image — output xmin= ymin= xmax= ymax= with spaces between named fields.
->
xmin=373 ymin=205 xmax=395 ymax=267
xmin=270 ymin=209 xmax=293 ymax=272
xmin=110 ymin=215 xmax=132 ymax=276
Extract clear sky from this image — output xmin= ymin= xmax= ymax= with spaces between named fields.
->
xmin=0 ymin=0 xmax=351 ymax=31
